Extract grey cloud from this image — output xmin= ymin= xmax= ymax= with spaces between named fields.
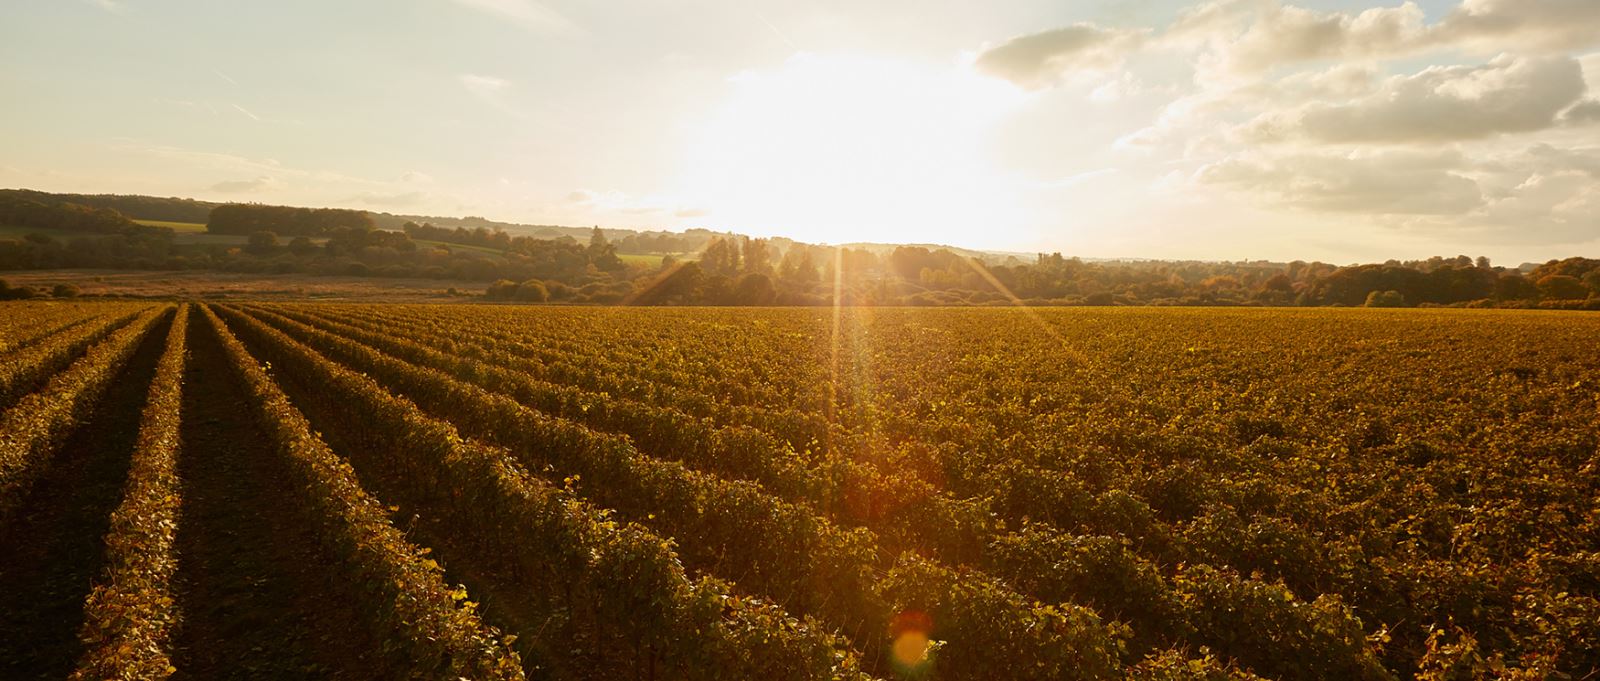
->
xmin=1242 ymin=55 xmax=1587 ymax=143
xmin=1561 ymin=99 xmax=1600 ymax=125
xmin=1523 ymin=144 xmax=1600 ymax=177
xmin=1199 ymin=149 xmax=1482 ymax=215
xmin=979 ymin=1 xmax=1600 ymax=92
xmin=1220 ymin=2 xmax=1428 ymax=75
xmin=973 ymin=24 xmax=1146 ymax=88
xmin=1436 ymin=0 xmax=1600 ymax=52
xmin=1202 ymin=145 xmax=1600 ymax=243
xmin=1212 ymin=0 xmax=1600 ymax=75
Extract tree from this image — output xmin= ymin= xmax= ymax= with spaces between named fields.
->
xmin=247 ymin=231 xmax=280 ymax=254
xmin=1494 ymin=274 xmax=1537 ymax=301
xmin=741 ymin=238 xmax=773 ymax=274
xmin=733 ymin=272 xmax=776 ymax=305
xmin=484 ymin=279 xmax=519 ymax=300
xmin=51 ymin=283 xmax=80 ymax=298
xmin=700 ymin=238 xmax=740 ymax=277
xmin=1584 ymin=270 xmax=1600 ymax=297
xmin=1536 ymin=274 xmax=1588 ymax=300
xmin=779 ymin=248 xmax=819 ymax=284
xmin=514 ymin=279 xmax=550 ymax=302
xmin=288 ymin=236 xmax=317 ymax=256
xmin=1365 ymin=290 xmax=1405 ymax=308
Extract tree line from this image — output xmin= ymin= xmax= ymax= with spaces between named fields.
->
xmin=2 ymin=191 xmax=1597 ymax=308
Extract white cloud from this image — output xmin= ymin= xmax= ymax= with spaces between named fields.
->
xmin=457 ymin=73 xmax=527 ymax=119
xmin=231 ymin=103 xmax=262 ymax=122
xmin=568 ymin=187 xmax=707 ymax=219
xmin=210 ymin=175 xmax=281 ymax=193
xmin=446 ymin=0 xmax=573 ymax=33
xmin=354 ymin=190 xmax=429 ymax=207
xmin=459 ymin=73 xmax=508 ymax=97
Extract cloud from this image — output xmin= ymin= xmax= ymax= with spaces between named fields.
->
xmin=1199 ymin=149 xmax=1482 ymax=215
xmin=973 ymin=23 xmax=1146 ymax=88
xmin=446 ymin=0 xmax=573 ymax=33
xmin=1215 ymin=2 xmax=1430 ymax=76
xmin=1241 ymin=54 xmax=1587 ymax=143
xmin=458 ymin=73 xmax=527 ymax=118
xmin=231 ymin=103 xmax=261 ymax=122
xmin=1038 ymin=168 xmax=1119 ymax=190
xmin=568 ymin=187 xmax=706 ymax=219
xmin=354 ymin=190 xmax=429 ymax=207
xmin=459 ymin=73 xmax=508 ymax=97
xmin=399 ymin=170 xmax=435 ymax=184
xmin=1521 ymin=144 xmax=1600 ymax=177
xmin=998 ymin=0 xmax=1600 ymax=89
xmin=1562 ymin=99 xmax=1600 ymax=125
xmin=210 ymin=175 xmax=281 ymax=193
xmin=86 ymin=0 xmax=125 ymax=14
xmin=1200 ymin=144 xmax=1600 ymax=243
xmin=1436 ymin=0 xmax=1600 ymax=53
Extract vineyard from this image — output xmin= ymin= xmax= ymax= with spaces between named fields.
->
xmin=0 ymin=302 xmax=1596 ymax=680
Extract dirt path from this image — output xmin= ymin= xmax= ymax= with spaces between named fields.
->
xmin=0 ymin=313 xmax=170 ymax=680
xmin=167 ymin=308 xmax=382 ymax=680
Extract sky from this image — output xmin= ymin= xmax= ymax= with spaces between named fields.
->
xmin=1 ymin=0 xmax=1597 ymax=264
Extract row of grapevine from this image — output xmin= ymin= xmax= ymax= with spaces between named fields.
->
xmin=248 ymin=304 xmax=1391 ymax=679
xmin=210 ymin=306 xmax=875 ymax=680
xmin=0 ymin=301 xmax=118 ymax=353
xmin=197 ymin=306 xmax=527 ymax=679
xmin=219 ymin=305 xmax=1127 ymax=680
xmin=72 ymin=304 xmax=190 ymax=679
xmin=340 ymin=304 xmax=819 ymax=410
xmin=307 ymin=304 xmax=834 ymax=447
xmin=0 ymin=305 xmax=167 ymax=517
xmin=0 ymin=306 xmax=147 ymax=411
xmin=247 ymin=304 xmax=990 ymax=560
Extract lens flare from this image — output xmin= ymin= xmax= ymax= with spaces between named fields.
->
xmin=888 ymin=610 xmax=935 ymax=677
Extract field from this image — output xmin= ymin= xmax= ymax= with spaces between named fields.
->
xmin=131 ymin=220 xmax=209 ymax=233
xmin=0 ymin=270 xmax=469 ymax=302
xmin=0 ymin=303 xmax=1596 ymax=679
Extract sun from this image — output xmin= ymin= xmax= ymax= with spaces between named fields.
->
xmin=673 ymin=53 xmax=1031 ymax=246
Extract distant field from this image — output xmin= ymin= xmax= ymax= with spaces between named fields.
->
xmin=132 ymin=219 xmax=208 ymax=232
xmin=0 ymin=222 xmax=224 ymax=246
xmin=618 ymin=252 xmax=665 ymax=267
xmin=412 ymin=239 xmax=504 ymax=259
xmin=0 ymin=270 xmax=465 ymax=301
xmin=1 ymin=303 xmax=1595 ymax=678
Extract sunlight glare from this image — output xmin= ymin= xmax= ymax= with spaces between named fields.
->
xmin=675 ymin=53 xmax=1030 ymax=246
